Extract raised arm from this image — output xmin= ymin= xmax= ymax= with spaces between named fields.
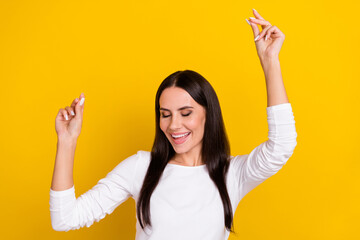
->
xmin=50 ymin=93 xmax=139 ymax=231
xmin=247 ymin=9 xmax=289 ymax=107
xmin=230 ymin=10 xmax=297 ymax=200
xmin=51 ymin=93 xmax=85 ymax=191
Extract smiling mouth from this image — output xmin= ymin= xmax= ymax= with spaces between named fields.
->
xmin=171 ymin=132 xmax=191 ymax=144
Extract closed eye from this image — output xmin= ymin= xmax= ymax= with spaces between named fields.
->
xmin=161 ymin=112 xmax=192 ymax=118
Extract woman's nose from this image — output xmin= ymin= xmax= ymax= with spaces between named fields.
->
xmin=169 ymin=115 xmax=182 ymax=130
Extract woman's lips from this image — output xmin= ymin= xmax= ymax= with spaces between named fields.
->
xmin=171 ymin=132 xmax=191 ymax=144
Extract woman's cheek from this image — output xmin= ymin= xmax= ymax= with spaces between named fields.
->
xmin=159 ymin=120 xmax=167 ymax=133
xmin=188 ymin=117 xmax=200 ymax=128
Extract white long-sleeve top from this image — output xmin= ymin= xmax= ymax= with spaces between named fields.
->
xmin=49 ymin=103 xmax=297 ymax=239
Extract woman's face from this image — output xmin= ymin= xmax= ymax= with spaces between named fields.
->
xmin=159 ymin=86 xmax=206 ymax=155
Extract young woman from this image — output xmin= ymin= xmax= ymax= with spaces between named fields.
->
xmin=50 ymin=9 xmax=297 ymax=240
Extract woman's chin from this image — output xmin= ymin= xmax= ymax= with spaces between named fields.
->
xmin=172 ymin=145 xmax=187 ymax=154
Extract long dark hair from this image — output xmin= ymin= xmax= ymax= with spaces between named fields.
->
xmin=136 ymin=70 xmax=235 ymax=233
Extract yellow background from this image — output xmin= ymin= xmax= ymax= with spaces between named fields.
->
xmin=0 ymin=0 xmax=359 ymax=239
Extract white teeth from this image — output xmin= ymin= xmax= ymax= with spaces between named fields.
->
xmin=172 ymin=132 xmax=190 ymax=138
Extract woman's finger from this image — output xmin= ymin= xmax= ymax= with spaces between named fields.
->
xmin=265 ymin=25 xmax=285 ymax=40
xmin=255 ymin=24 xmax=273 ymax=41
xmin=252 ymin=9 xmax=265 ymax=20
xmin=65 ymin=106 xmax=75 ymax=117
xmin=249 ymin=19 xmax=260 ymax=39
xmin=74 ymin=95 xmax=85 ymax=119
xmin=61 ymin=109 xmax=69 ymax=121
xmin=71 ymin=98 xmax=79 ymax=107
xmin=249 ymin=17 xmax=271 ymax=28
xmin=71 ymin=93 xmax=84 ymax=118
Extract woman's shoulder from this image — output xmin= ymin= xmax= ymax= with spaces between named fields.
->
xmin=133 ymin=150 xmax=152 ymax=169
xmin=135 ymin=150 xmax=151 ymax=163
xmin=136 ymin=150 xmax=151 ymax=158
xmin=112 ymin=150 xmax=151 ymax=172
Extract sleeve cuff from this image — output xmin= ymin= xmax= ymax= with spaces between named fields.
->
xmin=266 ymin=102 xmax=292 ymax=114
xmin=50 ymin=185 xmax=75 ymax=197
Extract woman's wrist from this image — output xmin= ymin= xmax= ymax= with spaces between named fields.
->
xmin=57 ymin=135 xmax=77 ymax=146
xmin=260 ymin=56 xmax=280 ymax=72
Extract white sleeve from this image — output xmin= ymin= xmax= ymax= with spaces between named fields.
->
xmin=230 ymin=103 xmax=298 ymax=200
xmin=49 ymin=150 xmax=141 ymax=231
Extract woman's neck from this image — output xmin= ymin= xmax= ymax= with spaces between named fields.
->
xmin=170 ymin=150 xmax=204 ymax=166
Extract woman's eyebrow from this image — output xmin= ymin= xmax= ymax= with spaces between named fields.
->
xmin=159 ymin=106 xmax=194 ymax=111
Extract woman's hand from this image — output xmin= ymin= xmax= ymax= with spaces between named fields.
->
xmin=246 ymin=9 xmax=285 ymax=62
xmin=55 ymin=93 xmax=85 ymax=141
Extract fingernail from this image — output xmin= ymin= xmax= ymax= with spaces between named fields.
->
xmin=65 ymin=114 xmax=68 ymax=120
xmin=253 ymin=8 xmax=257 ymax=12
xmin=245 ymin=19 xmax=251 ymax=25
xmin=71 ymin=110 xmax=75 ymax=116
xmin=249 ymin=17 xmax=256 ymax=20
xmin=265 ymin=35 xmax=268 ymax=41
xmin=254 ymin=35 xmax=260 ymax=41
xmin=79 ymin=97 xmax=85 ymax=106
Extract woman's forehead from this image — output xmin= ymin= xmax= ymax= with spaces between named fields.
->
xmin=159 ymin=87 xmax=195 ymax=108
